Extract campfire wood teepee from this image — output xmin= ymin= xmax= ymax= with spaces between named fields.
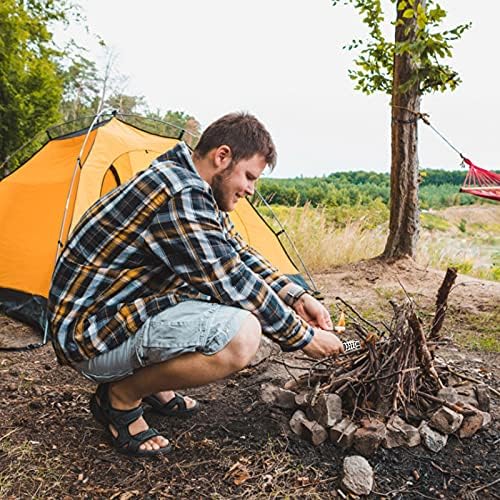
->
xmin=272 ymin=268 xmax=495 ymax=455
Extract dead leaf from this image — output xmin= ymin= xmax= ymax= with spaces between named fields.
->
xmin=226 ymin=460 xmax=251 ymax=486
xmin=233 ymin=469 xmax=250 ymax=486
xmin=118 ymin=491 xmax=140 ymax=500
xmin=295 ymin=476 xmax=310 ymax=486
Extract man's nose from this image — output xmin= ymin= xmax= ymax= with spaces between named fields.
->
xmin=245 ymin=182 xmax=255 ymax=196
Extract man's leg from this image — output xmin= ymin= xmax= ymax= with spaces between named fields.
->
xmin=102 ymin=313 xmax=261 ymax=451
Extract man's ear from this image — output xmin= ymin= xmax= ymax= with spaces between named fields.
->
xmin=212 ymin=145 xmax=232 ymax=170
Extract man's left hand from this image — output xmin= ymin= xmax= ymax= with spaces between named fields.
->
xmin=293 ymin=294 xmax=333 ymax=330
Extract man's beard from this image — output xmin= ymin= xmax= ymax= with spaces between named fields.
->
xmin=211 ymin=161 xmax=235 ymax=211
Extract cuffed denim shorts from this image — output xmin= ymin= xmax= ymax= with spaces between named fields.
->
xmin=75 ymin=300 xmax=251 ymax=384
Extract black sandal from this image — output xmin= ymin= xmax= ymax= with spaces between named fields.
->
xmin=143 ymin=393 xmax=200 ymax=417
xmin=90 ymin=384 xmax=172 ymax=457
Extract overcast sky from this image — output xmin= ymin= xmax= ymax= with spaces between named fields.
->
xmin=62 ymin=0 xmax=499 ymax=178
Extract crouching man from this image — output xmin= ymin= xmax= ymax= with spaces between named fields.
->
xmin=48 ymin=112 xmax=343 ymax=456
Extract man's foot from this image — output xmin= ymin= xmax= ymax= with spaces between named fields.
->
xmin=92 ymin=384 xmax=170 ymax=455
xmin=143 ymin=390 xmax=199 ymax=416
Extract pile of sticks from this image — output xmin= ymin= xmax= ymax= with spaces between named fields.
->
xmin=293 ymin=268 xmax=460 ymax=420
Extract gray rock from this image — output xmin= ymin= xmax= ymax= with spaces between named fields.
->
xmin=260 ymin=383 xmax=297 ymax=409
xmin=419 ymin=422 xmax=448 ymax=452
xmin=289 ymin=411 xmax=327 ymax=446
xmin=342 ymin=455 xmax=374 ymax=496
xmin=289 ymin=409 xmax=308 ymax=437
xmin=294 ymin=391 xmax=310 ymax=407
xmin=456 ymin=385 xmax=479 ymax=407
xmin=429 ymin=407 xmax=463 ymax=434
xmin=311 ymin=393 xmax=342 ymax=428
xmin=261 ymin=382 xmax=279 ymax=404
xmin=283 ymin=379 xmax=300 ymax=391
xmin=475 ymin=385 xmax=490 ymax=412
xmin=302 ymin=419 xmax=328 ymax=446
xmin=383 ymin=415 xmax=421 ymax=449
xmin=275 ymin=388 xmax=298 ymax=409
xmin=437 ymin=386 xmax=459 ymax=404
xmin=353 ymin=419 xmax=386 ymax=456
xmin=330 ymin=417 xmax=359 ymax=449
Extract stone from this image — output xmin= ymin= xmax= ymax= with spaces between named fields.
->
xmin=302 ymin=419 xmax=328 ymax=446
xmin=455 ymin=385 xmax=479 ymax=407
xmin=283 ymin=379 xmax=299 ymax=391
xmin=383 ymin=415 xmax=421 ymax=449
xmin=429 ymin=407 xmax=463 ymax=434
xmin=311 ymin=393 xmax=342 ymax=428
xmin=249 ymin=336 xmax=278 ymax=367
xmin=260 ymin=383 xmax=297 ymax=409
xmin=275 ymin=388 xmax=298 ymax=410
xmin=289 ymin=410 xmax=308 ymax=437
xmin=341 ymin=455 xmax=374 ymax=496
xmin=419 ymin=422 xmax=448 ymax=452
xmin=289 ymin=411 xmax=328 ymax=446
xmin=475 ymin=385 xmax=490 ymax=412
xmin=294 ymin=391 xmax=310 ymax=407
xmin=437 ymin=386 xmax=459 ymax=405
xmin=353 ymin=419 xmax=386 ymax=456
xmin=329 ymin=417 xmax=358 ymax=449
xmin=458 ymin=410 xmax=491 ymax=439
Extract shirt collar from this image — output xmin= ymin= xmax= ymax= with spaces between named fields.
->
xmin=155 ymin=142 xmax=211 ymax=191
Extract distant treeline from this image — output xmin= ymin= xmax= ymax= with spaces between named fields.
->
xmin=258 ymin=169 xmax=484 ymax=209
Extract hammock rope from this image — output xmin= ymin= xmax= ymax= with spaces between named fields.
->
xmin=392 ymin=105 xmax=499 ymax=202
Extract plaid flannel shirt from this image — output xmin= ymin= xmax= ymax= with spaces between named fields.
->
xmin=49 ymin=142 xmax=314 ymax=366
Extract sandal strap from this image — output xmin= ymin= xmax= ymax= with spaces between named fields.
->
xmin=115 ymin=427 xmax=161 ymax=453
xmin=94 ymin=384 xmax=161 ymax=452
xmin=159 ymin=393 xmax=187 ymax=412
xmin=96 ymin=384 xmax=143 ymax=425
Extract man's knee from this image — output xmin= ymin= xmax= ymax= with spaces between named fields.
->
xmin=223 ymin=313 xmax=261 ymax=370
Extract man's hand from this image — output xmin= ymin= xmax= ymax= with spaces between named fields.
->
xmin=293 ymin=294 xmax=333 ymax=330
xmin=302 ymin=329 xmax=344 ymax=359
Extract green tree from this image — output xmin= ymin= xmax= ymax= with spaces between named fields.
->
xmin=145 ymin=109 xmax=201 ymax=146
xmin=60 ymin=54 xmax=100 ymax=122
xmin=0 ymin=0 xmax=78 ymax=172
xmin=106 ymin=93 xmax=147 ymax=114
xmin=332 ymin=0 xmax=470 ymax=258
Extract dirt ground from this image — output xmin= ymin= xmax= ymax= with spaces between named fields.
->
xmin=1 ymin=260 xmax=499 ymax=499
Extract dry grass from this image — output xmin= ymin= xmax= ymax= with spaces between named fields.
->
xmin=260 ymin=204 xmax=499 ymax=281
xmin=0 ymin=438 xmax=69 ymax=498
xmin=263 ymin=204 xmax=386 ymax=272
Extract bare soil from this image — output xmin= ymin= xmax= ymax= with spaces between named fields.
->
xmin=1 ymin=260 xmax=499 ymax=499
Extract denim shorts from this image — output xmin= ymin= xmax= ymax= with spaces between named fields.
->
xmin=75 ymin=300 xmax=251 ymax=384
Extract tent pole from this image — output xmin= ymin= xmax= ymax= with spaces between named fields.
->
xmin=44 ymin=108 xmax=115 ymax=344
xmin=254 ymin=190 xmax=318 ymax=293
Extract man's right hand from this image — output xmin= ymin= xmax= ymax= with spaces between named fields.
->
xmin=302 ymin=329 xmax=344 ymax=359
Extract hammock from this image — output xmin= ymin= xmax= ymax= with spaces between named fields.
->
xmin=401 ymin=109 xmax=500 ymax=202
xmin=460 ymin=158 xmax=500 ymax=202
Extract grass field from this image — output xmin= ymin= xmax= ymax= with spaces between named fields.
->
xmin=259 ymin=203 xmax=500 ymax=282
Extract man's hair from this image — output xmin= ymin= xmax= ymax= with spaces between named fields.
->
xmin=193 ymin=112 xmax=277 ymax=170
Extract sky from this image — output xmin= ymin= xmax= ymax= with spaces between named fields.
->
xmin=59 ymin=0 xmax=499 ymax=178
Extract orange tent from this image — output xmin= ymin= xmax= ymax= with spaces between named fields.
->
xmin=0 ymin=115 xmax=307 ymax=341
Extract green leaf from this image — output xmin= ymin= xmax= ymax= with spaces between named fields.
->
xmin=403 ymin=8 xmax=415 ymax=18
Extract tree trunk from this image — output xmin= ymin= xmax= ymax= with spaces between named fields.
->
xmin=382 ymin=2 xmax=423 ymax=259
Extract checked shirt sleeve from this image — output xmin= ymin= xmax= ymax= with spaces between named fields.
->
xmin=144 ymin=187 xmax=314 ymax=351
xmin=221 ymin=212 xmax=306 ymax=307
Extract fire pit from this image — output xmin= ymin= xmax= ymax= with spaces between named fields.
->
xmin=263 ymin=268 xmax=495 ymax=457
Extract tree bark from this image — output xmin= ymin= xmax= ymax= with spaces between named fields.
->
xmin=382 ymin=2 xmax=423 ymax=259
